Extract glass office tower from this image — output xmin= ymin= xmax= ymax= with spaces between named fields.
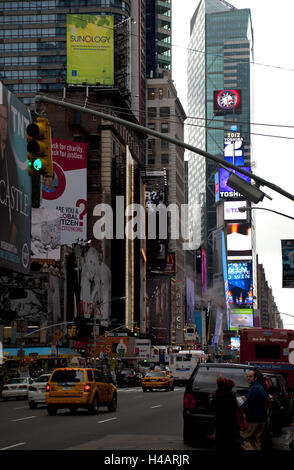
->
xmin=187 ymin=0 xmax=253 ymax=287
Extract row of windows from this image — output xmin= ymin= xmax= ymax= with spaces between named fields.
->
xmin=147 ymin=107 xmax=171 ymax=118
xmin=0 ymin=0 xmax=130 ymax=11
xmin=147 ymin=87 xmax=170 ymax=100
xmin=148 ymin=154 xmax=169 ymax=165
xmin=0 ymin=14 xmax=57 ymax=23
xmin=2 ymin=69 xmax=65 ymax=78
xmin=0 ymin=55 xmax=65 ymax=64
xmin=0 ymin=28 xmax=65 ymax=37
xmin=0 ymin=42 xmax=65 ymax=51
xmin=7 ymin=82 xmax=63 ymax=92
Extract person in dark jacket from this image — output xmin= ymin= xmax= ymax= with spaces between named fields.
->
xmin=240 ymin=370 xmax=267 ymax=450
xmin=213 ymin=376 xmax=239 ymax=451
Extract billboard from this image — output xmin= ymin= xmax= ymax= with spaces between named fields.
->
xmin=227 ymin=261 xmax=253 ymax=308
xmin=31 ymin=139 xmax=87 ymax=262
xmin=147 ymin=276 xmax=170 ymax=344
xmin=224 ymin=132 xmax=244 ymax=166
xmin=215 ymin=171 xmax=220 ymax=203
xmin=229 ymin=308 xmax=253 ymax=331
xmin=186 ymin=278 xmax=195 ymax=324
xmin=227 ymin=223 xmax=252 ymax=259
xmin=214 ymin=89 xmax=242 ymax=115
xmin=193 ymin=311 xmax=203 ymax=344
xmin=0 ymin=83 xmax=31 ymax=273
xmin=281 ymin=240 xmax=294 ymax=288
xmin=219 ymin=167 xmax=251 ymax=200
xmin=67 ymin=15 xmax=114 ymax=85
xmin=224 ymin=201 xmax=247 ymax=221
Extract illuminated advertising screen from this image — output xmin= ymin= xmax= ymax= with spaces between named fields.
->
xmin=281 ymin=240 xmax=294 ymax=288
xmin=227 ymin=261 xmax=253 ymax=308
xmin=214 ymin=89 xmax=242 ymax=115
xmin=230 ymin=309 xmax=253 ymax=331
xmin=224 ymin=201 xmax=247 ymax=221
xmin=219 ymin=167 xmax=251 ymax=199
xmin=215 ymin=172 xmax=220 ymax=202
xmin=67 ymin=15 xmax=114 ymax=85
xmin=227 ymin=223 xmax=252 ymax=259
xmin=230 ymin=336 xmax=240 ymax=349
xmin=224 ymin=133 xmax=244 ymax=166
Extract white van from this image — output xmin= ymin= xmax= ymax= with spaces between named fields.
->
xmin=168 ymin=350 xmax=207 ymax=385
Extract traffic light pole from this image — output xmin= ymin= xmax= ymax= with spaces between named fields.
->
xmin=35 ymin=94 xmax=294 ymax=204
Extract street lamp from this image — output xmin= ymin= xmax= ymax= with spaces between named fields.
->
xmin=238 ymin=206 xmax=294 ymax=221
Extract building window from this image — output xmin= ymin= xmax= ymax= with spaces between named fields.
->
xmin=161 ymin=154 xmax=169 ymax=164
xmin=161 ymin=140 xmax=169 ymax=150
xmin=148 ymin=122 xmax=156 ymax=130
xmin=161 ymin=122 xmax=169 ymax=133
xmin=158 ymin=88 xmax=164 ymax=99
xmin=148 ymin=155 xmax=155 ymax=165
xmin=148 ymin=107 xmax=157 ymax=119
xmin=148 ymin=88 xmax=156 ymax=100
xmin=160 ymin=107 xmax=170 ymax=117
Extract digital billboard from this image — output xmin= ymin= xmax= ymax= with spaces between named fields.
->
xmin=229 ymin=308 xmax=253 ymax=331
xmin=219 ymin=167 xmax=251 ymax=200
xmin=224 ymin=201 xmax=247 ymax=221
xmin=227 ymin=261 xmax=253 ymax=308
xmin=227 ymin=223 xmax=252 ymax=259
xmin=281 ymin=240 xmax=294 ymax=288
xmin=67 ymin=15 xmax=114 ymax=85
xmin=214 ymin=89 xmax=242 ymax=115
xmin=224 ymin=132 xmax=244 ymax=166
xmin=215 ymin=171 xmax=220 ymax=203
xmin=0 ymin=83 xmax=31 ymax=273
xmin=230 ymin=336 xmax=240 ymax=349
xmin=186 ymin=278 xmax=195 ymax=324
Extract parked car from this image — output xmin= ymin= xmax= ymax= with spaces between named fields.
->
xmin=183 ymin=363 xmax=271 ymax=448
xmin=28 ymin=374 xmax=51 ymax=409
xmin=142 ymin=371 xmax=174 ymax=392
xmin=263 ymin=372 xmax=293 ymax=433
xmin=45 ymin=367 xmax=117 ymax=415
xmin=2 ymin=377 xmax=32 ymax=400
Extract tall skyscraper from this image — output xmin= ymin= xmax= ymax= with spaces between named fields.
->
xmin=187 ymin=0 xmax=253 ymax=290
xmin=146 ymin=0 xmax=172 ymax=78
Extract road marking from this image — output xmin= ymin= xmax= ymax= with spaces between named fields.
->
xmin=0 ymin=442 xmax=26 ymax=450
xmin=14 ymin=406 xmax=28 ymax=410
xmin=98 ymin=417 xmax=118 ymax=424
xmin=151 ymin=405 xmax=162 ymax=409
xmin=11 ymin=416 xmax=37 ymax=422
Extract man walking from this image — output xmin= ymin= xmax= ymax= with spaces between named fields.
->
xmin=240 ymin=370 xmax=267 ymax=450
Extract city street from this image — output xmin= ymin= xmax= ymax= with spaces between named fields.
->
xmin=0 ymin=387 xmax=293 ymax=451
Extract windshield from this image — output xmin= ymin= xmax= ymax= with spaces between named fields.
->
xmin=7 ymin=378 xmax=27 ymax=384
xmin=50 ymin=369 xmax=85 ymax=383
xmin=192 ymin=366 xmax=251 ymax=392
xmin=35 ymin=375 xmax=50 ymax=383
xmin=146 ymin=372 xmax=166 ymax=378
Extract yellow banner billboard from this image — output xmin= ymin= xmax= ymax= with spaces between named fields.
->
xmin=67 ymin=14 xmax=114 ymax=85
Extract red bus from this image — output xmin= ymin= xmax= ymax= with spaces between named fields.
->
xmin=240 ymin=328 xmax=294 ymax=390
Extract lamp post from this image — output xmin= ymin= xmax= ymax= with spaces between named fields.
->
xmin=238 ymin=206 xmax=294 ymax=221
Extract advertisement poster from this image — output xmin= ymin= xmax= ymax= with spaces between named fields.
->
xmin=0 ymin=83 xmax=31 ymax=273
xmin=227 ymin=222 xmax=252 ymax=259
xmin=67 ymin=15 xmax=114 ymax=85
xmin=147 ymin=276 xmax=170 ymax=344
xmin=229 ymin=308 xmax=253 ymax=331
xmin=219 ymin=167 xmax=251 ymax=199
xmin=31 ymin=139 xmax=87 ymax=262
xmin=193 ymin=311 xmax=203 ymax=344
xmin=227 ymin=261 xmax=253 ymax=308
xmin=186 ymin=277 xmax=195 ymax=324
xmin=281 ymin=240 xmax=294 ymax=288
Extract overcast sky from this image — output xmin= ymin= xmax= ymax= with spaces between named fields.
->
xmin=172 ymin=0 xmax=294 ymax=329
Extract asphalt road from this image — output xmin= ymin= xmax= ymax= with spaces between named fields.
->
xmin=0 ymin=387 xmax=293 ymax=451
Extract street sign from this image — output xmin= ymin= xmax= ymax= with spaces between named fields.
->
xmin=53 ymin=329 xmax=64 ymax=341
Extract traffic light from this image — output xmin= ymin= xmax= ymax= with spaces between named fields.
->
xmin=71 ymin=326 xmax=77 ymax=337
xmin=26 ymin=117 xmax=53 ymax=177
xmin=134 ymin=326 xmax=140 ymax=336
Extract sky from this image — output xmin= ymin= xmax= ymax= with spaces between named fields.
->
xmin=172 ymin=0 xmax=294 ymax=329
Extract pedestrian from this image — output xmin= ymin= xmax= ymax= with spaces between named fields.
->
xmin=239 ymin=370 xmax=267 ymax=450
xmin=213 ymin=376 xmax=240 ymax=451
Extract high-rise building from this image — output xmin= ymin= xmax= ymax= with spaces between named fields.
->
xmin=146 ymin=0 xmax=172 ymax=78
xmin=187 ymin=0 xmax=253 ymax=288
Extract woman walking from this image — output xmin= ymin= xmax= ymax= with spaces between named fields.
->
xmin=213 ymin=376 xmax=240 ymax=451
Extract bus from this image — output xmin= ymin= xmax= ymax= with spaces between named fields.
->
xmin=168 ymin=350 xmax=207 ymax=385
xmin=240 ymin=328 xmax=294 ymax=390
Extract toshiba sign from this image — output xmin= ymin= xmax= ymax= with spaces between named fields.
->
xmin=224 ymin=201 xmax=247 ymax=221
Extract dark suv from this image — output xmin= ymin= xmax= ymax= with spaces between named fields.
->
xmin=263 ymin=372 xmax=293 ymax=434
xmin=183 ymin=363 xmax=271 ymax=447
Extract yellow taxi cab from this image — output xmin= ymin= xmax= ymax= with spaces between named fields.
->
xmin=45 ymin=368 xmax=117 ymax=415
xmin=142 ymin=370 xmax=174 ymax=392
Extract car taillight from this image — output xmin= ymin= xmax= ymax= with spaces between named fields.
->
xmin=29 ymin=386 xmax=37 ymax=391
xmin=84 ymin=384 xmax=91 ymax=392
xmin=184 ymin=392 xmax=196 ymax=410
xmin=162 ymin=378 xmax=167 ymax=382
xmin=142 ymin=378 xmax=146 ymax=382
xmin=19 ymin=385 xmax=27 ymax=389
xmin=46 ymin=385 xmax=50 ymax=392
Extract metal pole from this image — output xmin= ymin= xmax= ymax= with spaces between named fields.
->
xmin=35 ymin=94 xmax=294 ymax=203
xmin=239 ymin=206 xmax=294 ymax=221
